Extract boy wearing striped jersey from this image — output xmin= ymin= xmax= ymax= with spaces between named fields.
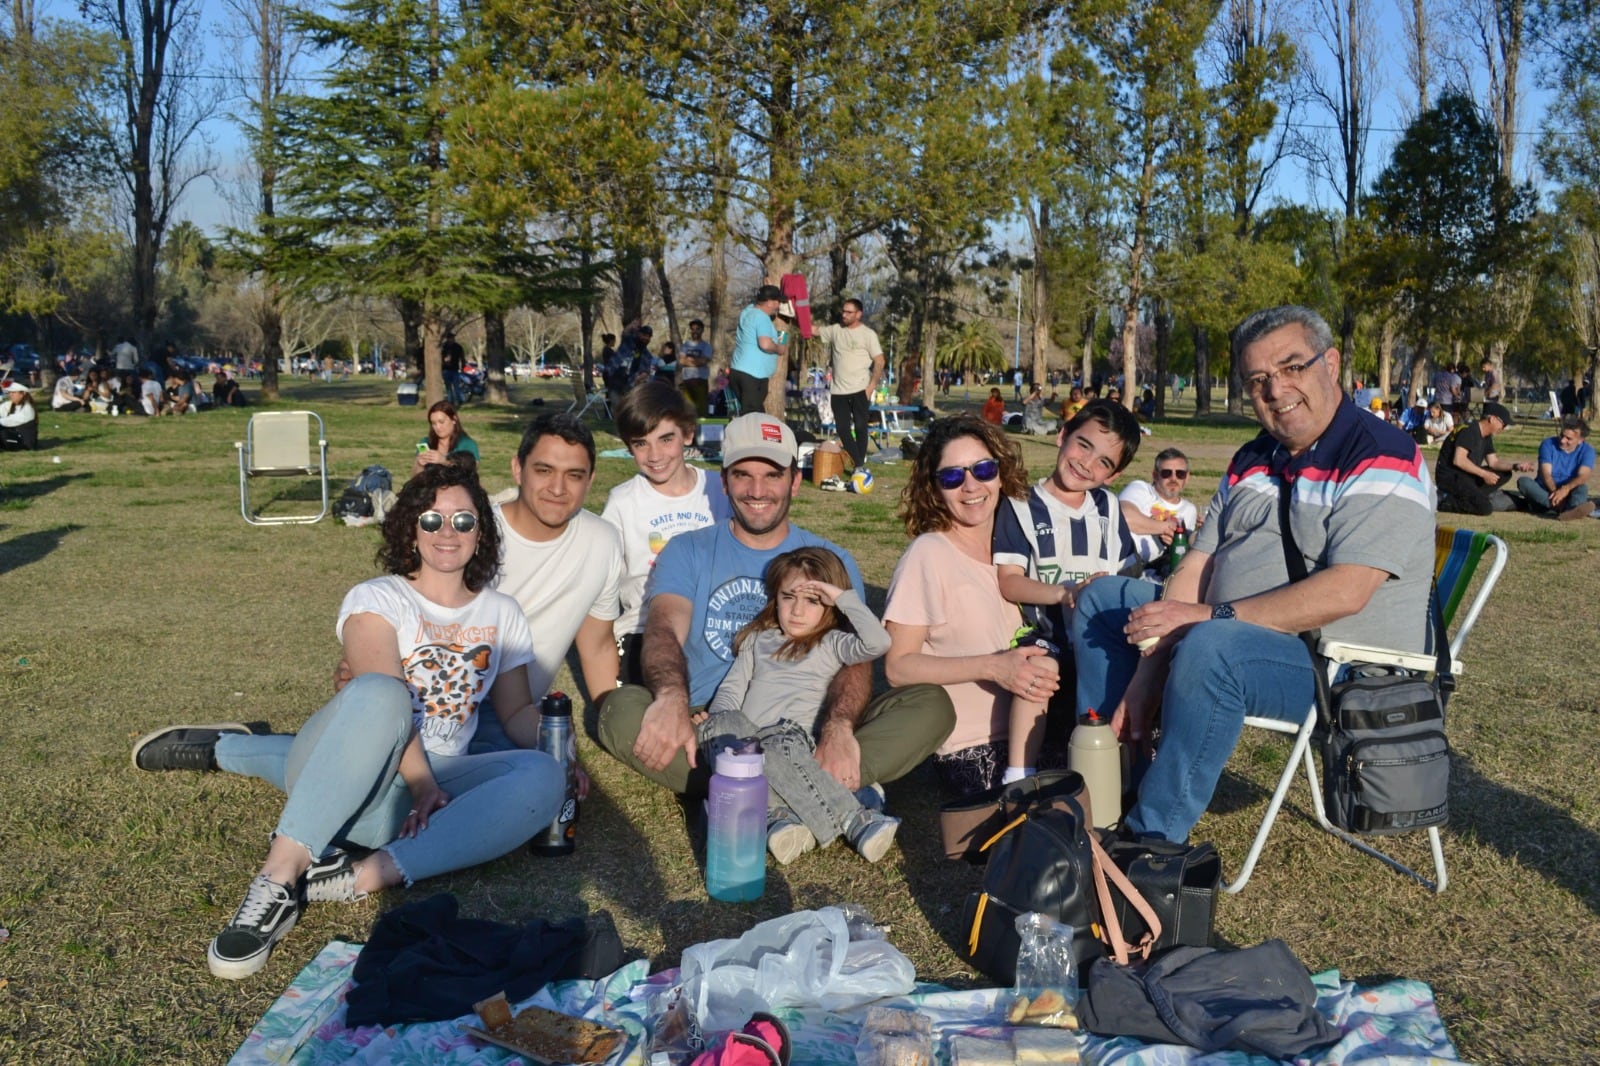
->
xmin=991 ymin=399 xmax=1142 ymax=780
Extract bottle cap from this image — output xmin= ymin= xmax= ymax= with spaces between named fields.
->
xmin=715 ymin=747 xmax=764 ymax=778
xmin=1083 ymin=708 xmax=1105 ymax=725
xmin=539 ymin=691 xmax=573 ymax=717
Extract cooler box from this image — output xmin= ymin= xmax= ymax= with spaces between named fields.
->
xmin=397 ymin=382 xmax=419 ymax=406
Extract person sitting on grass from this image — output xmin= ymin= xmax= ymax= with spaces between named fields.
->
xmin=412 ymin=399 xmax=480 ymax=476
xmin=992 ymin=399 xmax=1140 ymax=781
xmin=131 ymin=461 xmax=570 ymax=980
xmin=1516 ymin=414 xmax=1595 ymax=521
xmin=0 ymin=381 xmax=38 ymax=450
xmin=702 ymin=546 xmax=900 ymax=865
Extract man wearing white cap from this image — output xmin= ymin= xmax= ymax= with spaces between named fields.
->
xmin=598 ymin=412 xmax=954 ymax=810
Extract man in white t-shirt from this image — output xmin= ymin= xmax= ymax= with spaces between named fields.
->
xmin=1118 ymin=447 xmax=1200 ymax=578
xmin=816 ymin=298 xmax=885 ymax=470
xmin=112 ymin=336 xmax=139 ymax=373
xmin=491 ymin=412 xmax=624 ymax=715
xmin=601 ymin=381 xmax=728 ymax=684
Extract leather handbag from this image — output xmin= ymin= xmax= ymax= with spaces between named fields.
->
xmin=1104 ymin=838 xmax=1220 ymax=951
xmin=939 ymin=769 xmax=1086 ymax=864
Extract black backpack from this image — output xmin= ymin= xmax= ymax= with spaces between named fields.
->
xmin=960 ymin=801 xmax=1162 ymax=985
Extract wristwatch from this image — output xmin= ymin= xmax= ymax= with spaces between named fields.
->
xmin=1210 ymin=602 xmax=1236 ymax=621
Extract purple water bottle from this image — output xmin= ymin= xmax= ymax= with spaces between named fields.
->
xmin=705 ymin=745 xmax=767 ymax=902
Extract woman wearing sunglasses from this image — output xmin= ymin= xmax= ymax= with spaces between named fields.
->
xmin=131 ymin=462 xmax=567 ymax=980
xmin=881 ymin=416 xmax=1058 ymax=794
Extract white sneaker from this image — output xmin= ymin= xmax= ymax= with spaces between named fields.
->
xmin=767 ymin=812 xmax=817 ymax=864
xmin=848 ymin=813 xmax=902 ymax=864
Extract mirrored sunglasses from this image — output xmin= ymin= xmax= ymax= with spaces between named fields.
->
xmin=935 ymin=458 xmax=1001 ymax=490
xmin=418 ymin=510 xmax=479 ymax=534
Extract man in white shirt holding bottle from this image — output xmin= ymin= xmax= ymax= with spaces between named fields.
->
xmin=1118 ymin=447 xmax=1200 ymax=581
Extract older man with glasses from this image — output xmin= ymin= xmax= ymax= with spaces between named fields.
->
xmin=1068 ymin=305 xmax=1436 ymax=844
xmin=1119 ymin=447 xmax=1200 ymax=581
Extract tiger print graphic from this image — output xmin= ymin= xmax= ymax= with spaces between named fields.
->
xmin=404 ymin=642 xmax=493 ymax=747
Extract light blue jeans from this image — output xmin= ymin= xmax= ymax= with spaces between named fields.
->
xmin=698 ymin=710 xmax=866 ymax=846
xmin=1069 ymin=577 xmax=1314 ymax=842
xmin=1517 ymin=475 xmax=1589 ymax=516
xmin=215 ymin=673 xmax=563 ymax=884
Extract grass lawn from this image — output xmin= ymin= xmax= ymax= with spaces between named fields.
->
xmin=2 ymin=378 xmax=1597 ymax=1064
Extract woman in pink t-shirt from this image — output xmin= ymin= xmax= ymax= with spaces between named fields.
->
xmin=882 ymin=416 xmax=1062 ymax=795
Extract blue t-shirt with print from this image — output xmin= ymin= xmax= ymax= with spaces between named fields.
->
xmin=1538 ymin=435 xmax=1596 ymax=485
xmin=732 ymin=305 xmax=780 ymax=379
xmin=644 ymin=520 xmax=865 ymax=707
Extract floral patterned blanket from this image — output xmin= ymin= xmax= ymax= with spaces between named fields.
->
xmin=230 ymin=940 xmax=1465 ymax=1066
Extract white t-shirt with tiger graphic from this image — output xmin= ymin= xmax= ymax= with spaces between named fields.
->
xmin=337 ymin=575 xmax=535 ymax=757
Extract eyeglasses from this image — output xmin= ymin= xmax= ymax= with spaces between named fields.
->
xmin=935 ymin=458 xmax=1001 ymax=489
xmin=1243 ymin=349 xmax=1329 ymax=397
xmin=418 ymin=510 xmax=479 ymax=534
xmin=1156 ymin=468 xmax=1189 ymax=480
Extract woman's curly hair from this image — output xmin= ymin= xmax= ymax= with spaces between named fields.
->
xmin=897 ymin=415 xmax=1030 ymax=537
xmin=378 ymin=461 xmax=501 ymax=592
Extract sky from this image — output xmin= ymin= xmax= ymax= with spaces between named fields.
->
xmin=148 ymin=1 xmax=1556 ymax=246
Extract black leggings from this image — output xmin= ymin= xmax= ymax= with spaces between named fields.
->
xmin=729 ymin=369 xmax=769 ymax=416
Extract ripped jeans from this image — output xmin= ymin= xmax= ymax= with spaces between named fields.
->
xmin=697 ymin=710 xmax=866 ymax=846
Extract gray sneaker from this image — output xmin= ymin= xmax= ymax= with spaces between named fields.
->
xmin=847 ymin=812 xmax=901 ymax=864
xmin=207 ymin=875 xmax=299 ymax=980
xmin=767 ymin=810 xmax=817 ymax=865
xmin=303 ymin=850 xmax=367 ymax=903
xmin=131 ymin=723 xmax=251 ymax=772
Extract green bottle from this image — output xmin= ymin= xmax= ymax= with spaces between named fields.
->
xmin=1166 ymin=520 xmax=1189 ymax=572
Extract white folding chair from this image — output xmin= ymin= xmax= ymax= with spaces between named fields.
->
xmin=1222 ymin=527 xmax=1509 ymax=894
xmin=566 ymin=388 xmax=611 ymax=421
xmin=235 ymin=411 xmax=329 ymax=525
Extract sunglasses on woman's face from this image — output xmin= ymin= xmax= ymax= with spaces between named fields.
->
xmin=418 ymin=510 xmax=479 ymax=534
xmin=934 ymin=458 xmax=1001 ymax=490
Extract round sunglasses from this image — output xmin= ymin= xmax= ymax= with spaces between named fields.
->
xmin=934 ymin=458 xmax=1001 ymax=490
xmin=418 ymin=510 xmax=479 ymax=534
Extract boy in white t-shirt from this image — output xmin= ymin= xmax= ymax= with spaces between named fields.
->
xmin=992 ymin=399 xmax=1141 ymax=781
xmin=601 ymin=381 xmax=728 ymax=684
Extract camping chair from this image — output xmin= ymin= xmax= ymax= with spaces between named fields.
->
xmin=236 ymin=411 xmax=329 ymax=525
xmin=567 ymin=387 xmax=611 ymax=422
xmin=1222 ymin=526 xmax=1509 ymax=895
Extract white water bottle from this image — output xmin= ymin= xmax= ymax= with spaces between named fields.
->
xmin=1069 ymin=708 xmax=1123 ymax=829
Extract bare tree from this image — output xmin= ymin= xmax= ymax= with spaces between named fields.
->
xmin=1300 ymin=0 xmax=1381 ymax=384
xmin=83 ymin=0 xmax=218 ymax=357
xmin=221 ymin=0 xmax=303 ymax=400
xmin=1395 ymin=0 xmax=1436 ymax=117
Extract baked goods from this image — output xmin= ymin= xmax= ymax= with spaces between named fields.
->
xmin=1005 ymin=988 xmax=1078 ymax=1028
xmin=855 ymin=1005 xmax=932 ymax=1065
xmin=467 ymin=994 xmax=626 ymax=1064
xmin=1012 ymin=1027 xmax=1080 ymax=1064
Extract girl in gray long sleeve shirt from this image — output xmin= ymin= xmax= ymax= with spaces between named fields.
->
xmin=700 ymin=547 xmax=900 ymax=864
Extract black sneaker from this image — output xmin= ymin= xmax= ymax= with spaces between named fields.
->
xmin=131 ymin=723 xmax=251 ymax=772
xmin=207 ymin=875 xmax=299 ymax=980
xmin=302 ymin=850 xmax=366 ymax=903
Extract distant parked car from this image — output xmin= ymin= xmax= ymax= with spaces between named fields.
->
xmin=534 ymin=363 xmax=571 ymax=378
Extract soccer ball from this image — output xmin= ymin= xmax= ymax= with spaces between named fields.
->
xmin=850 ymin=467 xmax=875 ymax=494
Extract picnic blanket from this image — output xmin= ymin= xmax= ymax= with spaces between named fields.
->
xmin=230 ymin=940 xmax=1465 ymax=1066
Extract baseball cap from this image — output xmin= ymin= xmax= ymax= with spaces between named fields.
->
xmin=722 ymin=412 xmax=797 ymax=469
xmin=1482 ymin=401 xmax=1513 ymax=427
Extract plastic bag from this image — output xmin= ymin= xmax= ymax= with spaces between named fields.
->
xmin=679 ymin=906 xmax=916 ymax=1031
xmin=1004 ymin=912 xmax=1080 ymax=1029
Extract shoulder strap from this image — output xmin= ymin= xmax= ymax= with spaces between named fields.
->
xmin=1087 ymin=833 xmax=1161 ymax=965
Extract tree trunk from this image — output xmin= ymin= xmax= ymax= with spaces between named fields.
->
xmin=1119 ymin=301 xmax=1140 ymax=413
xmin=1029 ymin=202 xmax=1052 ymax=390
xmin=920 ymin=320 xmax=940 ymax=411
xmin=652 ymin=243 xmax=680 ymax=351
xmin=1193 ymin=325 xmax=1212 ymax=416
xmin=828 ymin=243 xmax=849 ymax=317
xmin=259 ymin=281 xmax=283 ymax=401
xmin=1153 ymin=303 xmax=1170 ymax=417
xmin=400 ymin=298 xmax=423 ymax=380
xmin=1379 ymin=317 xmax=1394 ymax=399
xmin=484 ymin=309 xmax=508 ymax=404
xmin=1586 ymin=346 xmax=1600 ymax=424
xmin=422 ymin=306 xmax=444 ymax=408
xmin=1408 ymin=343 xmax=1430 ymax=411
xmin=619 ymin=252 xmax=645 ymax=327
xmin=1077 ymin=308 xmax=1094 ymax=390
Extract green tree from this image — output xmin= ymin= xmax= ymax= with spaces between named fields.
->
xmin=1358 ymin=90 xmax=1537 ymax=406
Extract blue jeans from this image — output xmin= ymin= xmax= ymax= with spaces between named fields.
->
xmin=1070 ymin=578 xmax=1314 ymax=842
xmin=698 ymin=711 xmax=865 ymax=846
xmin=215 ymin=673 xmax=563 ymax=884
xmin=1517 ymin=475 xmax=1589 ymax=516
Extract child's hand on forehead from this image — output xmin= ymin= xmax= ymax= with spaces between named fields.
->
xmin=792 ymin=579 xmax=846 ymax=606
